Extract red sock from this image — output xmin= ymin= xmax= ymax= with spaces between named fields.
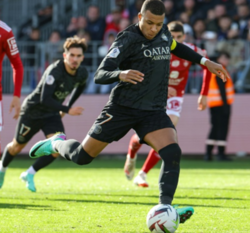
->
xmin=128 ymin=134 xmax=142 ymax=159
xmin=141 ymin=148 xmax=161 ymax=174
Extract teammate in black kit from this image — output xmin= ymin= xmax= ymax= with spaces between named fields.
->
xmin=30 ymin=0 xmax=229 ymax=223
xmin=0 ymin=36 xmax=88 ymax=192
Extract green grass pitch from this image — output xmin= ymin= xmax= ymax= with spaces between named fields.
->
xmin=0 ymin=157 xmax=249 ymax=233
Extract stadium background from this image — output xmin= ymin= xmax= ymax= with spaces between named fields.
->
xmin=0 ymin=0 xmax=250 ymax=156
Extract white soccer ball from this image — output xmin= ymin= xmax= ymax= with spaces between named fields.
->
xmin=146 ymin=204 xmax=179 ymax=233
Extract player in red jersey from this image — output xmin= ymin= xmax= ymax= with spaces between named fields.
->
xmin=0 ymin=20 xmax=23 ymax=129
xmin=124 ymin=21 xmax=211 ymax=187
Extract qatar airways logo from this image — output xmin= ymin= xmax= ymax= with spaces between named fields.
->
xmin=143 ymin=47 xmax=170 ymax=60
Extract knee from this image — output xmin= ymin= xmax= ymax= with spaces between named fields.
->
xmin=73 ymin=145 xmax=94 ymax=165
xmin=159 ymin=143 xmax=181 ymax=165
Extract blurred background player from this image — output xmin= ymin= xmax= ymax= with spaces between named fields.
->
xmin=124 ymin=21 xmax=212 ymax=187
xmin=0 ymin=20 xmax=23 ymax=150
xmin=205 ymin=51 xmax=234 ymax=161
xmin=0 ymin=36 xmax=88 ymax=192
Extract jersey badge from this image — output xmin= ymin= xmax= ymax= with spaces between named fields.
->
xmin=107 ymin=47 xmax=120 ymax=58
xmin=161 ymin=34 xmax=168 ymax=42
xmin=7 ymin=37 xmax=19 ymax=55
xmin=141 ymin=43 xmax=149 ymax=49
xmin=46 ymin=75 xmax=55 ymax=85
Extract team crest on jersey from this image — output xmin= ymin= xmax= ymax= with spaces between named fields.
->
xmin=107 ymin=47 xmax=120 ymax=58
xmin=46 ymin=75 xmax=55 ymax=85
xmin=7 ymin=37 xmax=19 ymax=55
xmin=161 ymin=34 xmax=168 ymax=41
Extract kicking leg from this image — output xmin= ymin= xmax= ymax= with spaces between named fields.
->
xmin=144 ymin=128 xmax=194 ymax=224
xmin=124 ymin=134 xmax=142 ymax=180
xmin=29 ymin=133 xmax=108 ymax=165
xmin=134 ymin=148 xmax=161 ymax=187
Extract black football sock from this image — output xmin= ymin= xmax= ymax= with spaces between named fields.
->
xmin=32 ymin=155 xmax=56 ymax=172
xmin=158 ymin=143 xmax=181 ymax=205
xmin=218 ymin=145 xmax=225 ymax=155
xmin=1 ymin=146 xmax=15 ymax=168
xmin=206 ymin=145 xmax=214 ymax=155
xmin=56 ymin=139 xmax=94 ymax=165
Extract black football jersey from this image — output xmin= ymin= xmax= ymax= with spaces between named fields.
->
xmin=94 ymin=24 xmax=173 ymax=110
xmin=21 ymin=59 xmax=88 ymax=118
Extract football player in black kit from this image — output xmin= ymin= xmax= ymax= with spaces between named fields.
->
xmin=0 ymin=36 xmax=88 ymax=192
xmin=30 ymin=0 xmax=229 ymax=223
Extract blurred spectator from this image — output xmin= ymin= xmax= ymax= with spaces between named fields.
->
xmin=235 ymin=4 xmax=250 ymax=39
xmin=85 ymin=5 xmax=106 ymax=41
xmin=103 ymin=7 xmax=122 ymax=43
xmin=26 ymin=27 xmax=40 ymax=89
xmin=119 ymin=18 xmax=131 ymax=32
xmin=46 ymin=30 xmax=63 ymax=64
xmin=217 ymin=15 xmax=239 ymax=40
xmin=179 ymin=0 xmax=204 ymax=25
xmin=202 ymin=31 xmax=218 ymax=57
xmin=193 ymin=18 xmax=206 ymax=41
xmin=106 ymin=0 xmax=129 ymax=22
xmin=65 ymin=17 xmax=78 ymax=37
xmin=214 ymin=4 xmax=227 ymax=19
xmin=163 ymin=0 xmax=176 ymax=24
xmin=128 ymin=0 xmax=144 ymax=21
xmin=205 ymin=9 xmax=218 ymax=32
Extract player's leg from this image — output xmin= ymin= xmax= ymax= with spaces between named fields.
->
xmin=124 ymin=134 xmax=142 ymax=180
xmin=133 ymin=148 xmax=161 ymax=187
xmin=0 ymin=139 xmax=27 ymax=188
xmin=144 ymin=128 xmax=193 ymax=223
xmin=134 ymin=98 xmax=182 ymax=187
xmin=0 ymin=115 xmax=39 ymax=189
xmin=29 ymin=104 xmax=134 ymax=166
xmin=22 ymin=116 xmax=66 ymax=192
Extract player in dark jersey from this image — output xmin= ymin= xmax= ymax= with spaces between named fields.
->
xmin=0 ymin=36 xmax=88 ymax=192
xmin=29 ymin=0 xmax=229 ymax=224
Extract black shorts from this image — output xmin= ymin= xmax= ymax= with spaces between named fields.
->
xmin=88 ymin=104 xmax=175 ymax=144
xmin=14 ymin=114 xmax=64 ymax=144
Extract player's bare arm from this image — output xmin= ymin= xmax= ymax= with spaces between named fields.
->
xmin=197 ymin=95 xmax=207 ymax=111
xmin=204 ymin=60 xmax=228 ymax=82
xmin=68 ymin=106 xmax=84 ymax=116
xmin=9 ymin=96 xmax=21 ymax=119
xmin=168 ymin=87 xmax=177 ymax=98
xmin=119 ymin=70 xmax=144 ymax=84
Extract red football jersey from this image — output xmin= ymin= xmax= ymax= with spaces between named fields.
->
xmin=0 ymin=20 xmax=23 ymax=100
xmin=169 ymin=42 xmax=211 ymax=97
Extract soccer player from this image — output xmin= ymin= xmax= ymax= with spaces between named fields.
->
xmin=0 ymin=36 xmax=88 ymax=192
xmin=124 ymin=21 xmax=211 ymax=188
xmin=29 ymin=0 xmax=228 ymax=223
xmin=0 ymin=20 xmax=23 ymax=148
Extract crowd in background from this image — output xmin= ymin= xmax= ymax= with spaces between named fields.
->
xmin=15 ymin=0 xmax=250 ymax=94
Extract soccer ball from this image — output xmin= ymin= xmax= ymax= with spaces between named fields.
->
xmin=146 ymin=204 xmax=179 ymax=233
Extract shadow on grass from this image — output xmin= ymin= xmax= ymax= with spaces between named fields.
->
xmin=45 ymin=192 xmax=250 ymax=201
xmin=10 ymin=157 xmax=250 ymax=170
xmin=47 ymin=198 xmax=249 ymax=209
xmin=0 ymin=202 xmax=59 ymax=211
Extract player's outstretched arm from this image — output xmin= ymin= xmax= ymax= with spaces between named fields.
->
xmin=171 ymin=42 xmax=229 ymax=82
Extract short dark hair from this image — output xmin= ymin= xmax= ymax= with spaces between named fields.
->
xmin=217 ymin=51 xmax=231 ymax=60
xmin=167 ymin=21 xmax=184 ymax=34
xmin=141 ymin=0 xmax=165 ymax=15
xmin=63 ymin=36 xmax=87 ymax=53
